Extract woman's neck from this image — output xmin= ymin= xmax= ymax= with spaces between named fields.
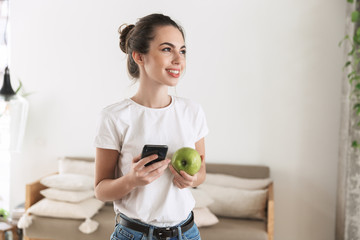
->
xmin=131 ymin=81 xmax=171 ymax=109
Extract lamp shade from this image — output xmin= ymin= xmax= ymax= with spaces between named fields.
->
xmin=0 ymin=67 xmax=28 ymax=152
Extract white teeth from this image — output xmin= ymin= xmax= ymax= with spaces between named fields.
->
xmin=167 ymin=70 xmax=179 ymax=74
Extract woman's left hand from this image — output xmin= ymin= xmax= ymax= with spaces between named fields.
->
xmin=168 ymin=164 xmax=198 ymax=189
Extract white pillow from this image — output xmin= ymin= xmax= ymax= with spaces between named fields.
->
xmin=205 ymin=173 xmax=272 ymax=190
xmin=199 ymin=184 xmax=268 ymax=220
xmin=193 ymin=207 xmax=219 ymax=227
xmin=190 ymin=188 xmax=214 ymax=208
xmin=40 ymin=174 xmax=94 ymax=191
xmin=59 ymin=157 xmax=95 ymax=177
xmin=27 ymin=198 xmax=104 ymax=219
xmin=40 ymin=188 xmax=94 ymax=203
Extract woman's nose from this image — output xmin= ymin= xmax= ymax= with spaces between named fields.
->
xmin=172 ymin=52 xmax=183 ymax=65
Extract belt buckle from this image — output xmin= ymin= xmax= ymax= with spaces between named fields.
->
xmin=158 ymin=227 xmax=177 ymax=240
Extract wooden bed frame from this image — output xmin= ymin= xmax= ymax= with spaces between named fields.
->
xmin=267 ymin=182 xmax=275 ymax=240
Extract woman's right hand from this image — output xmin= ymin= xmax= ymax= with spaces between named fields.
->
xmin=127 ymin=154 xmax=170 ymax=187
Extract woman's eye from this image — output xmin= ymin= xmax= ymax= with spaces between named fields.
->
xmin=180 ymin=49 xmax=186 ymax=55
xmin=162 ymin=48 xmax=171 ymax=52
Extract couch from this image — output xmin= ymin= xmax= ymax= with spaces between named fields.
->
xmin=22 ymin=161 xmax=274 ymax=240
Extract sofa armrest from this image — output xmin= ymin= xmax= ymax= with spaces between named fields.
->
xmin=25 ymin=180 xmax=47 ymax=210
xmin=267 ymin=182 xmax=274 ymax=240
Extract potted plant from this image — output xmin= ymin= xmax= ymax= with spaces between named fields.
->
xmin=0 ymin=208 xmax=9 ymax=221
xmin=340 ymin=0 xmax=360 ymax=148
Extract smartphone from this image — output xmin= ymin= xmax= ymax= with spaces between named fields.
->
xmin=141 ymin=144 xmax=168 ymax=167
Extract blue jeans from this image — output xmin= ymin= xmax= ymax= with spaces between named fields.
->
xmin=110 ymin=213 xmax=201 ymax=240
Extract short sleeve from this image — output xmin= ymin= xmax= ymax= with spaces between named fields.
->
xmin=195 ymin=105 xmax=209 ymax=142
xmin=94 ymin=110 xmax=122 ymax=152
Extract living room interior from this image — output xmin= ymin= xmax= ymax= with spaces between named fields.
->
xmin=0 ymin=0 xmax=351 ymax=240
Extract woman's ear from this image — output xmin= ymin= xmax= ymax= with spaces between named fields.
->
xmin=132 ymin=51 xmax=144 ymax=66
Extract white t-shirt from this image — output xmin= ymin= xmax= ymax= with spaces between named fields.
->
xmin=94 ymin=96 xmax=209 ymax=227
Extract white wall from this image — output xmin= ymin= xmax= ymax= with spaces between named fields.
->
xmin=8 ymin=0 xmax=345 ymax=239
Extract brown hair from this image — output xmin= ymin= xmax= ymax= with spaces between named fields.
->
xmin=118 ymin=13 xmax=185 ymax=79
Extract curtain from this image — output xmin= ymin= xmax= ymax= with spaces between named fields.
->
xmin=0 ymin=0 xmax=9 ymax=71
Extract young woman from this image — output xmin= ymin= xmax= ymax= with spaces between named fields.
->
xmin=94 ymin=13 xmax=208 ymax=240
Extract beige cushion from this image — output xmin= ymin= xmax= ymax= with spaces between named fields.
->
xmin=28 ymin=198 xmax=104 ymax=219
xmin=205 ymin=173 xmax=272 ymax=190
xmin=190 ymin=187 xmax=219 ymax=227
xmin=59 ymin=157 xmax=95 ymax=177
xmin=40 ymin=188 xmax=94 ymax=203
xmin=199 ymin=184 xmax=268 ymax=220
xmin=190 ymin=188 xmax=214 ymax=208
xmin=40 ymin=174 xmax=94 ymax=191
xmin=193 ymin=207 xmax=219 ymax=227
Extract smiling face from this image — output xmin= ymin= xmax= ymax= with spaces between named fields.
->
xmin=139 ymin=25 xmax=186 ymax=87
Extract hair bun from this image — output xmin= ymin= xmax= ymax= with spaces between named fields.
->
xmin=118 ymin=24 xmax=135 ymax=54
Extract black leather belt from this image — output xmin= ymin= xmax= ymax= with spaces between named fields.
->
xmin=119 ymin=212 xmax=194 ymax=239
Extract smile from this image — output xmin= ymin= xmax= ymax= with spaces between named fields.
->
xmin=167 ymin=69 xmax=180 ymax=74
xmin=166 ymin=69 xmax=181 ymax=78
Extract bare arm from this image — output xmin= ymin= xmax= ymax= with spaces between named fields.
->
xmin=169 ymin=137 xmax=206 ymax=188
xmin=94 ymin=148 xmax=132 ymax=202
xmin=94 ymin=147 xmax=170 ymax=202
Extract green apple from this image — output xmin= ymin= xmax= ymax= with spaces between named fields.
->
xmin=171 ymin=147 xmax=201 ymax=176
